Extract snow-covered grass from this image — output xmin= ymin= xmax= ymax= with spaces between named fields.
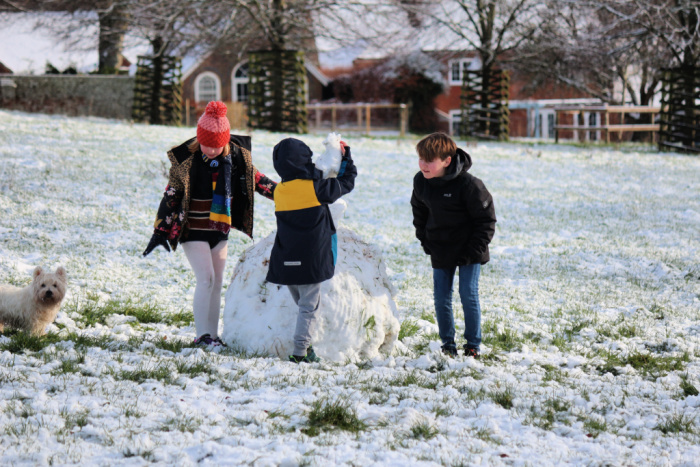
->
xmin=0 ymin=110 xmax=699 ymax=465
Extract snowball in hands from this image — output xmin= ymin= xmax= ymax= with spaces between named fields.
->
xmin=313 ymin=132 xmax=343 ymax=179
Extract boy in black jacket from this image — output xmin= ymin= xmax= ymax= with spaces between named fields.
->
xmin=411 ymin=132 xmax=496 ymax=358
xmin=266 ymin=138 xmax=357 ymax=363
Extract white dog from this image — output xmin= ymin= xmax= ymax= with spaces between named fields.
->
xmin=0 ymin=266 xmax=67 ymax=335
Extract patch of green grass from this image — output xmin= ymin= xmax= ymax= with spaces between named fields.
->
xmin=624 ymin=351 xmax=688 ymax=376
xmin=596 ymin=349 xmax=687 ymax=377
xmin=398 ymin=319 xmax=420 ymax=340
xmin=67 ymin=295 xmax=192 ymax=328
xmin=541 ymin=364 xmax=565 ymax=384
xmin=51 ymin=358 xmax=82 ymax=376
xmin=489 ymin=387 xmax=514 ymax=410
xmin=583 ymin=417 xmax=608 ymax=437
xmin=483 ymin=324 xmax=522 ymax=352
xmin=431 ymin=404 xmax=453 ymax=417
xmin=174 ymin=359 xmax=214 ymax=377
xmin=363 ymin=315 xmax=376 ymax=340
xmin=4 ymin=419 xmax=37 ymax=437
xmin=408 ymin=421 xmax=439 ymax=440
xmin=152 ymin=336 xmax=194 ymax=353
xmin=419 ymin=310 xmax=436 ymax=324
xmin=386 ymin=371 xmax=436 ymax=389
xmin=160 ymin=414 xmax=202 ymax=433
xmin=72 ymin=333 xmax=127 ymax=351
xmin=112 ymin=364 xmax=174 ymax=385
xmin=680 ymin=373 xmax=699 ymax=397
xmin=62 ymin=408 xmax=89 ymax=431
xmin=302 ymin=398 xmax=367 ymax=437
xmin=411 ymin=332 xmax=440 ymax=355
xmin=654 ymin=413 xmax=696 ymax=435
xmin=0 ymin=331 xmax=64 ymax=353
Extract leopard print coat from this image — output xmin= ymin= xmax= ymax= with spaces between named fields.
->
xmin=152 ymin=135 xmax=276 ymax=251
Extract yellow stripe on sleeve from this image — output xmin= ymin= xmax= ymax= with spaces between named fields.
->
xmin=274 ymin=179 xmax=321 ymax=212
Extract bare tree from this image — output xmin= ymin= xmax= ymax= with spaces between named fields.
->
xmin=516 ymin=0 xmax=698 ymax=105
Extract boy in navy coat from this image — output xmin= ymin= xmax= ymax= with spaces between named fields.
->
xmin=266 ymin=138 xmax=357 ymax=363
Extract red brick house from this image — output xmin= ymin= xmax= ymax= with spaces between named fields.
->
xmin=322 ymin=50 xmax=600 ymax=140
xmin=182 ymin=50 xmax=331 ymax=127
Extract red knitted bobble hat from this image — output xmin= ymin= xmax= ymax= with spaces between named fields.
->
xmin=197 ymin=101 xmax=230 ymax=148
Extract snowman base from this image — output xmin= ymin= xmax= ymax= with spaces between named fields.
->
xmin=222 ymin=228 xmax=400 ymax=362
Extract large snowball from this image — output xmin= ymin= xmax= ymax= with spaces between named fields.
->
xmin=222 ymin=228 xmax=400 ymax=362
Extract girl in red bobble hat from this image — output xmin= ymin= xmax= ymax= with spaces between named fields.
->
xmin=144 ymin=101 xmax=277 ymax=347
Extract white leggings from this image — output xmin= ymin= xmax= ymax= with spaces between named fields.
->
xmin=182 ymin=240 xmax=227 ymax=338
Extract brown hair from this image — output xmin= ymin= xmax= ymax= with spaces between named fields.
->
xmin=187 ymin=138 xmax=231 ymax=156
xmin=416 ymin=132 xmax=456 ymax=162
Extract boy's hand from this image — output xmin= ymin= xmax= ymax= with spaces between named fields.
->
xmin=340 ymin=143 xmax=352 ymax=160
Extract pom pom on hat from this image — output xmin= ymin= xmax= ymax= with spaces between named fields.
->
xmin=197 ymin=101 xmax=230 ymax=148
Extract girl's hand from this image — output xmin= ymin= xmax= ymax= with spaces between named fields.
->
xmin=143 ymin=232 xmax=171 ymax=256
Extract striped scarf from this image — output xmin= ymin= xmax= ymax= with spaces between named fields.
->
xmin=208 ymin=154 xmax=232 ymax=233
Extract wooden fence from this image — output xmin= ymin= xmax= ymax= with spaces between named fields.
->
xmin=184 ymin=99 xmax=248 ymax=129
xmin=554 ymin=105 xmax=660 ymax=143
xmin=307 ymin=103 xmax=409 ymax=136
xmin=183 ymin=101 xmax=408 ymax=136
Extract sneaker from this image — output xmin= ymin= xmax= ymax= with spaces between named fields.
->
xmin=463 ymin=346 xmax=480 ymax=359
xmin=441 ymin=344 xmax=458 ymax=357
xmin=193 ymin=333 xmax=221 ymax=347
xmin=289 ymin=346 xmax=321 ymax=363
xmin=212 ymin=336 xmax=227 ymax=347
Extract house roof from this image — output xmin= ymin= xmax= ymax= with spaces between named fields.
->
xmin=0 ymin=12 xmax=148 ymax=75
xmin=182 ymin=52 xmax=331 ymax=87
xmin=0 ymin=61 xmax=12 ymax=74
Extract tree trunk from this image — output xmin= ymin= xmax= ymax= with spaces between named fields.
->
xmin=149 ymin=36 xmax=165 ymax=125
xmin=97 ymin=3 xmax=129 ymax=74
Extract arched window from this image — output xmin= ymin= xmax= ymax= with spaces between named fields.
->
xmin=232 ymin=62 xmax=249 ymax=103
xmin=194 ymin=72 xmax=221 ymax=104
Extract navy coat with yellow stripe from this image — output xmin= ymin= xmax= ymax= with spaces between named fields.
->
xmin=266 ymin=138 xmax=357 ymax=286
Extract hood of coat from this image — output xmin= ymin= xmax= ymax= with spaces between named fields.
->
xmin=272 ymin=138 xmax=322 ymax=182
xmin=427 ymin=147 xmax=472 ymax=184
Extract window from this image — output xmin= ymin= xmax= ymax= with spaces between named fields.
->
xmin=232 ymin=62 xmax=249 ymax=103
xmin=448 ymin=58 xmax=478 ymax=85
xmin=537 ymin=111 xmax=556 ymax=139
xmin=588 ymin=112 xmax=598 ymax=141
xmin=194 ymin=72 xmax=220 ymax=104
xmin=547 ymin=114 xmax=555 ymax=139
xmin=450 ymin=110 xmax=462 ymax=136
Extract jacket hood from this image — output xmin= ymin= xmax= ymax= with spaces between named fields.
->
xmin=272 ymin=138 xmax=322 ymax=182
xmin=428 ymin=147 xmax=472 ymax=184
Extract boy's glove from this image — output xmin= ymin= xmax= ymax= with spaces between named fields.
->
xmin=143 ymin=231 xmax=171 ymax=256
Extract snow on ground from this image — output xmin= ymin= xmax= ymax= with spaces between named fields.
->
xmin=0 ymin=110 xmax=699 ymax=466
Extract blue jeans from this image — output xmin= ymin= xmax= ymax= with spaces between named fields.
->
xmin=433 ymin=264 xmax=481 ymax=351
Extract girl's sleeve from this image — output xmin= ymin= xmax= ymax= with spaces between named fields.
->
xmin=153 ymin=163 xmax=185 ymax=239
xmin=254 ymin=168 xmax=277 ymax=200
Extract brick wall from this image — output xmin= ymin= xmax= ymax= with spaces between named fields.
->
xmin=0 ymin=74 xmax=134 ymax=120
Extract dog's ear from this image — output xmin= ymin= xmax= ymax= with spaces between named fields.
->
xmin=55 ymin=266 xmax=67 ymax=279
xmin=33 ymin=266 xmax=43 ymax=278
